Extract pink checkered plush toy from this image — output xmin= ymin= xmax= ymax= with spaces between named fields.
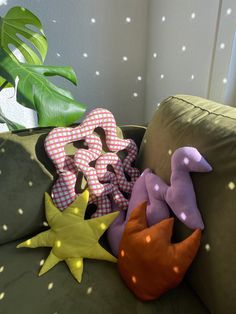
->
xmin=44 ymin=108 xmax=139 ymax=217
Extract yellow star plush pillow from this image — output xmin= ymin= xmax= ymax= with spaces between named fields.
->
xmin=17 ymin=189 xmax=119 ymax=283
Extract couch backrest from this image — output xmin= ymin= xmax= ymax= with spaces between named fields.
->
xmin=0 ymin=125 xmax=145 ymax=246
xmin=136 ymin=95 xmax=236 ymax=314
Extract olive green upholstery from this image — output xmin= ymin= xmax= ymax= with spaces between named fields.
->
xmin=0 ymin=106 xmax=215 ymax=314
xmin=137 ymin=95 xmax=236 ymax=314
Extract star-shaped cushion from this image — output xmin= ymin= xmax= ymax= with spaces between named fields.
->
xmin=17 ymin=189 xmax=119 ymax=283
xmin=118 ymin=202 xmax=201 ymax=301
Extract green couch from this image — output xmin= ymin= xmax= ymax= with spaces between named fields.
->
xmin=0 ymin=95 xmax=235 ymax=313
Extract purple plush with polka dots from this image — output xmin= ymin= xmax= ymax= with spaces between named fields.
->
xmin=107 ymin=147 xmax=212 ymax=256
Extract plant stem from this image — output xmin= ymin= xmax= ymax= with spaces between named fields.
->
xmin=0 ymin=80 xmax=8 ymax=92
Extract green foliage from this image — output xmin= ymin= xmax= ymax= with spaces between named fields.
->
xmin=0 ymin=50 xmax=86 ymax=127
xmin=0 ymin=6 xmax=86 ymax=130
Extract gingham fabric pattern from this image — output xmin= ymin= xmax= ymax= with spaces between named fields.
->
xmin=44 ymin=108 xmax=139 ymax=217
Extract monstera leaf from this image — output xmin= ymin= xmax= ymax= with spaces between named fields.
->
xmin=0 ymin=6 xmax=48 ymax=86
xmin=0 ymin=50 xmax=86 ymax=127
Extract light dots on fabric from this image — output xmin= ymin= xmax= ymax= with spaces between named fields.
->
xmin=28 ymin=181 xmax=33 ymax=187
xmin=1 ymin=148 xmax=5 ymax=153
xmin=228 ymin=181 xmax=235 ymax=190
xmin=145 ymin=235 xmax=151 ymax=243
xmin=137 ymin=76 xmax=142 ymax=81
xmin=76 ymin=260 xmax=82 ymax=268
xmin=56 ymin=240 xmax=62 ymax=248
xmin=143 ymin=138 xmax=147 ymax=144
xmin=48 ymin=282 xmax=54 ymax=290
xmin=0 ymin=292 xmax=5 ymax=300
xmin=205 ymin=243 xmax=211 ymax=251
xmin=168 ymin=149 xmax=172 ymax=155
xmin=0 ymin=170 xmax=2 ymax=175
xmin=0 ymin=266 xmax=4 ymax=273
xmin=100 ymin=223 xmax=106 ymax=230
xmin=180 ymin=212 xmax=187 ymax=221
xmin=87 ymin=287 xmax=93 ymax=295
xmin=183 ymin=157 xmax=189 ymax=165
xmin=156 ymin=102 xmax=160 ymax=107
xmin=56 ymin=53 xmax=61 ymax=57
xmin=173 ymin=266 xmax=180 ymax=273
xmin=154 ymin=184 xmax=159 ymax=191
xmin=133 ymin=92 xmax=138 ymax=98
xmin=18 ymin=208 xmax=24 ymax=215
xmin=2 ymin=224 xmax=8 ymax=231
xmin=131 ymin=276 xmax=137 ymax=284
xmin=121 ymin=250 xmax=125 ymax=257
xmin=26 ymin=239 xmax=31 ymax=246
xmin=39 ymin=259 xmax=45 ymax=266
xmin=43 ymin=221 xmax=49 ymax=227
xmin=52 ymin=19 xmax=56 ymax=23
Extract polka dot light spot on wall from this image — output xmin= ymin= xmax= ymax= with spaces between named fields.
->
xmin=0 ymin=292 xmax=5 ymax=300
xmin=122 ymin=56 xmax=128 ymax=61
xmin=133 ymin=92 xmax=138 ymax=98
xmin=160 ymin=74 xmax=164 ymax=79
xmin=1 ymin=148 xmax=5 ymax=153
xmin=220 ymin=43 xmax=225 ymax=49
xmin=0 ymin=266 xmax=4 ymax=273
xmin=157 ymin=102 xmax=160 ymax=107
xmin=223 ymin=78 xmax=228 ymax=84
xmin=205 ymin=243 xmax=210 ymax=251
xmin=153 ymin=52 xmax=157 ymax=58
xmin=95 ymin=71 xmax=100 ymax=76
xmin=126 ymin=17 xmax=132 ymax=23
xmin=168 ymin=149 xmax=172 ymax=155
xmin=28 ymin=181 xmax=33 ymax=187
xmin=90 ymin=18 xmax=96 ymax=23
xmin=191 ymin=12 xmax=196 ymax=19
xmin=83 ymin=53 xmax=88 ymax=58
xmin=226 ymin=8 xmax=232 ymax=15
xmin=182 ymin=45 xmax=186 ymax=52
xmin=137 ymin=76 xmax=142 ymax=81
xmin=56 ymin=53 xmax=61 ymax=57
xmin=52 ymin=19 xmax=56 ymax=23
xmin=191 ymin=74 xmax=195 ymax=80
xmin=87 ymin=287 xmax=93 ymax=295
xmin=0 ymin=170 xmax=2 ymax=175
xmin=161 ymin=16 xmax=166 ymax=22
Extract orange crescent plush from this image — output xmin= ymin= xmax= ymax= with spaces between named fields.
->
xmin=118 ymin=202 xmax=201 ymax=301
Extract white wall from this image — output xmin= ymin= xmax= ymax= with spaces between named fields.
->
xmin=1 ymin=0 xmax=236 ymax=130
xmin=0 ymin=0 xmax=149 ymax=131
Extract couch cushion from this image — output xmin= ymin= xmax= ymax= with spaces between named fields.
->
xmin=0 ymin=240 xmax=208 ymax=314
xmin=136 ymin=95 xmax=236 ymax=314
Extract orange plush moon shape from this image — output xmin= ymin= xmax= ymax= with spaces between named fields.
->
xmin=118 ymin=202 xmax=201 ymax=301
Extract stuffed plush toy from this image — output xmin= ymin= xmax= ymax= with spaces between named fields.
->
xmin=118 ymin=202 xmax=202 ymax=301
xmin=107 ymin=147 xmax=212 ymax=256
xmin=17 ymin=189 xmax=119 ymax=283
xmin=44 ymin=108 xmax=139 ymax=217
